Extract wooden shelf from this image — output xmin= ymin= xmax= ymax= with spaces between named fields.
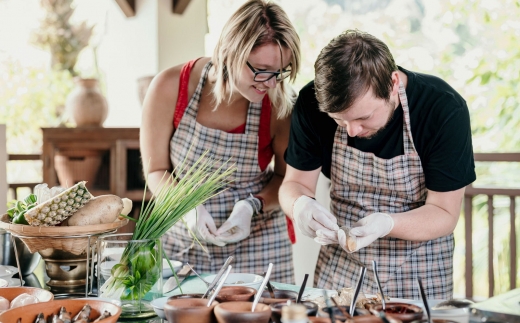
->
xmin=42 ymin=127 xmax=151 ymax=233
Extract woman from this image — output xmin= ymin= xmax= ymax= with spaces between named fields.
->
xmin=140 ymin=0 xmax=301 ymax=283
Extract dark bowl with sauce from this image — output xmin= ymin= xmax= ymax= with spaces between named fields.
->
xmin=370 ymin=302 xmax=423 ymax=323
xmin=260 ymin=289 xmax=298 ymax=304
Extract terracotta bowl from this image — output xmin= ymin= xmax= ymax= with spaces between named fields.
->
xmin=0 ymin=299 xmax=121 ymax=323
xmin=371 ymin=302 xmax=423 ymax=323
xmin=0 ymin=287 xmax=54 ymax=304
xmin=164 ymin=298 xmax=218 ymax=323
xmin=260 ymin=289 xmax=298 ymax=304
xmin=214 ymin=301 xmax=271 ymax=323
xmin=168 ymin=293 xmax=205 ymax=300
xmin=411 ymin=320 xmax=460 ymax=323
xmin=270 ymin=300 xmax=318 ymax=323
xmin=215 ymin=286 xmax=256 ymax=303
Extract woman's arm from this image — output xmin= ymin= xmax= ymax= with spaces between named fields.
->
xmin=139 ymin=66 xmax=182 ymax=194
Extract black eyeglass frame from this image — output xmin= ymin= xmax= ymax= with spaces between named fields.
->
xmin=246 ymin=61 xmax=292 ymax=82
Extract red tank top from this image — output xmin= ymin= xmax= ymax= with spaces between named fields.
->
xmin=173 ymin=59 xmax=273 ymax=171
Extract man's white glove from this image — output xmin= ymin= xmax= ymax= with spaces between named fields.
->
xmin=184 ymin=205 xmax=225 ymax=247
xmin=338 ymin=212 xmax=394 ymax=253
xmin=216 ymin=200 xmax=253 ymax=244
xmin=293 ymin=195 xmax=339 ymax=239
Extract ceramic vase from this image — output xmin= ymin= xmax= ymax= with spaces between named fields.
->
xmin=66 ymin=78 xmax=108 ymax=127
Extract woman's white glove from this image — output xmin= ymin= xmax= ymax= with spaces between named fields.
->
xmin=293 ymin=195 xmax=339 ymax=239
xmin=216 ymin=200 xmax=253 ymax=244
xmin=338 ymin=212 xmax=394 ymax=252
xmin=184 ymin=205 xmax=225 ymax=247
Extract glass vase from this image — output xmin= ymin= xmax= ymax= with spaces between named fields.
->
xmin=97 ymin=233 xmax=163 ymax=319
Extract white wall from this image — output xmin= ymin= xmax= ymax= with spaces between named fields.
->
xmin=0 ymin=125 xmax=6 ymax=214
xmin=99 ymin=0 xmax=207 ymax=128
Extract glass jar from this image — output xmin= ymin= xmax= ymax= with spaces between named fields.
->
xmin=97 ymin=233 xmax=162 ymax=319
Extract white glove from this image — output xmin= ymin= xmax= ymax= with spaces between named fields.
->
xmin=314 ymin=228 xmax=339 ymax=245
xmin=216 ymin=200 xmax=253 ymax=244
xmin=184 ymin=205 xmax=225 ymax=247
xmin=293 ymin=195 xmax=339 ymax=239
xmin=338 ymin=212 xmax=394 ymax=252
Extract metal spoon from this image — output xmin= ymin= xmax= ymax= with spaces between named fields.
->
xmin=372 ymin=260 xmax=386 ymax=310
xmin=349 ymin=266 xmax=366 ymax=316
xmin=417 ymin=277 xmax=432 ymax=323
xmin=252 ymin=263 xmax=273 ymax=312
xmin=202 ymin=255 xmax=234 ymax=299
xmin=206 ymin=265 xmax=232 ymax=307
xmin=186 ymin=263 xmax=211 ymax=287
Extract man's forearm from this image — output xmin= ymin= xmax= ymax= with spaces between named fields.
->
xmin=279 ymin=180 xmax=315 ymax=220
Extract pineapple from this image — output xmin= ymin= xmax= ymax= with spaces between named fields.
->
xmin=24 ymin=181 xmax=92 ymax=226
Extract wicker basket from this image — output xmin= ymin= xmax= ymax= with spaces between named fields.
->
xmin=0 ymin=214 xmax=128 ymax=255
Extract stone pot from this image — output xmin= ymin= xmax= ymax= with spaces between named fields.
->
xmin=66 ymin=78 xmax=108 ymax=127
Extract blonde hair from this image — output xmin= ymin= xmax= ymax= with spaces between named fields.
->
xmin=212 ymin=0 xmax=301 ymax=119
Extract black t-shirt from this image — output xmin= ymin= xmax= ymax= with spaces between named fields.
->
xmin=285 ymin=66 xmax=476 ymax=192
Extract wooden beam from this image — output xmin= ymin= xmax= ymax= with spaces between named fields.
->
xmin=173 ymin=0 xmax=192 ymax=14
xmin=115 ymin=0 xmax=136 ymax=17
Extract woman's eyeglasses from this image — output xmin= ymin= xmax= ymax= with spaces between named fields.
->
xmin=246 ymin=61 xmax=292 ymax=82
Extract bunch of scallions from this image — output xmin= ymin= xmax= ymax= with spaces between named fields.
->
xmin=99 ymin=151 xmax=236 ymax=300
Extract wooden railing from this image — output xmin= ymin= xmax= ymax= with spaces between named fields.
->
xmin=464 ymin=153 xmax=519 ymax=298
xmin=7 ymin=153 xmax=41 ymax=200
xmin=7 ymin=152 xmax=520 ymax=297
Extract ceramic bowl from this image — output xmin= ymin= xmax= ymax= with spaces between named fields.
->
xmin=204 ymin=273 xmax=264 ymax=291
xmin=0 ymin=299 xmax=121 ymax=323
xmin=0 ymin=266 xmax=18 ymax=280
xmin=164 ymin=298 xmax=218 ymax=323
xmin=215 ymin=286 xmax=256 ymax=303
xmin=0 ymin=287 xmax=54 ymax=306
xmin=214 ymin=301 xmax=271 ymax=323
xmin=260 ymin=289 xmax=298 ymax=304
xmin=150 ymin=296 xmax=168 ymax=319
xmin=370 ymin=302 xmax=423 ymax=323
xmin=270 ymin=300 xmax=318 ymax=323
xmin=0 ymin=279 xmax=7 ymax=288
xmin=151 ymin=294 xmax=206 ymax=319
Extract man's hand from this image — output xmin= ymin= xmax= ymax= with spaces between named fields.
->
xmin=293 ymin=195 xmax=339 ymax=238
xmin=184 ymin=205 xmax=226 ymax=246
xmin=216 ymin=200 xmax=253 ymax=244
xmin=338 ymin=212 xmax=394 ymax=252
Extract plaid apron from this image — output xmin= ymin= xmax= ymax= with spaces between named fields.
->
xmin=315 ymin=83 xmax=454 ymax=299
xmin=162 ymin=62 xmax=294 ymax=283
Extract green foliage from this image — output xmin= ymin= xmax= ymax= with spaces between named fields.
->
xmin=0 ymin=59 xmax=73 ymax=153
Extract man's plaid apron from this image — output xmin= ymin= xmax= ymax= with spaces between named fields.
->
xmin=314 ymin=83 xmax=454 ymax=299
xmin=162 ymin=61 xmax=294 ymax=283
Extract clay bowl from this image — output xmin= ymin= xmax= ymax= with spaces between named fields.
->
xmin=270 ymin=300 xmax=318 ymax=323
xmin=0 ymin=299 xmax=121 ymax=323
xmin=0 ymin=287 xmax=54 ymax=306
xmin=411 ymin=320 xmax=460 ymax=323
xmin=317 ymin=305 xmax=371 ymax=320
xmin=370 ymin=302 xmax=423 ymax=323
xmin=168 ymin=293 xmax=205 ymax=300
xmin=164 ymin=298 xmax=219 ymax=323
xmin=260 ymin=289 xmax=298 ymax=304
xmin=214 ymin=301 xmax=271 ymax=323
xmin=215 ymin=286 xmax=256 ymax=303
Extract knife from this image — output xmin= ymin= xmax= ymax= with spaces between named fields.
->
xmin=163 ymin=264 xmax=191 ymax=294
xmin=202 ymin=255 xmax=234 ymax=298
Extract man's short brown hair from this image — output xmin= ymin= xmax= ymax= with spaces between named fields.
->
xmin=314 ymin=30 xmax=398 ymax=113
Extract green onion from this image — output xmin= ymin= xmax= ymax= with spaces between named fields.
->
xmin=99 ymin=150 xmax=236 ymax=300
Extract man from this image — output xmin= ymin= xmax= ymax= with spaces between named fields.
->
xmin=280 ymin=30 xmax=476 ymax=299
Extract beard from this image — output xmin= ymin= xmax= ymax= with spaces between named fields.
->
xmin=361 ymin=99 xmax=397 ymax=140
